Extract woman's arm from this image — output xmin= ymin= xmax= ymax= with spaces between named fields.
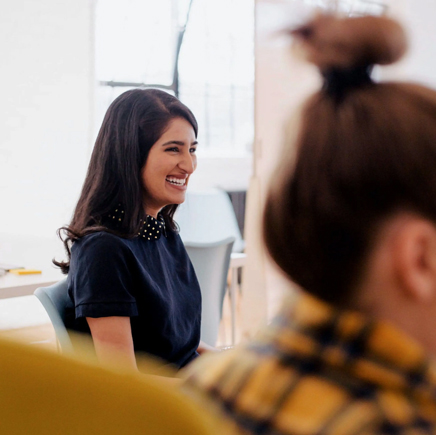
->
xmin=86 ymin=316 xmax=137 ymax=370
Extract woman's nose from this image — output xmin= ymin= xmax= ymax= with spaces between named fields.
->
xmin=178 ymin=151 xmax=196 ymax=174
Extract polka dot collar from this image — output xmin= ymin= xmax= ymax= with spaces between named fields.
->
xmin=138 ymin=214 xmax=166 ymax=241
xmin=107 ymin=205 xmax=167 ymax=241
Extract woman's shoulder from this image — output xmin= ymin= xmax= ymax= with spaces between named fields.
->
xmin=69 ymin=232 xmax=136 ymax=275
xmin=72 ymin=231 xmax=131 ymax=255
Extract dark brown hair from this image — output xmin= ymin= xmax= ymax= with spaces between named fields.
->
xmin=55 ymin=88 xmax=198 ymax=274
xmin=264 ymin=15 xmax=436 ymax=306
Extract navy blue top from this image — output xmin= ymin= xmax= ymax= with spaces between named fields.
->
xmin=65 ymin=217 xmax=202 ymax=369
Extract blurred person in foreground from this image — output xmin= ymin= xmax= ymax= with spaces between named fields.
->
xmin=183 ymin=14 xmax=436 ymax=434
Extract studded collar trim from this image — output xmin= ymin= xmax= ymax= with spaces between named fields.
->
xmin=107 ymin=205 xmax=167 ymax=241
xmin=138 ymin=214 xmax=166 ymax=241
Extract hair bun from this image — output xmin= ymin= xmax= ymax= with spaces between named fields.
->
xmin=291 ymin=14 xmax=407 ymax=71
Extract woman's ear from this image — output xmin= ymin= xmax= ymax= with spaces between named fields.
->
xmin=393 ymin=218 xmax=436 ymax=303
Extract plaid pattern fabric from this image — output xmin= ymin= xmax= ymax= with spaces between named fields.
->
xmin=183 ymin=294 xmax=436 ymax=435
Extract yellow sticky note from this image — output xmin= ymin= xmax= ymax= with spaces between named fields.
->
xmin=9 ymin=269 xmax=42 ymax=275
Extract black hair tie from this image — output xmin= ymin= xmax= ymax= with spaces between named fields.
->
xmin=322 ymin=65 xmax=374 ymax=101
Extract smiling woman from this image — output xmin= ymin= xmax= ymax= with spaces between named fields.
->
xmin=53 ymin=89 xmax=207 ymax=370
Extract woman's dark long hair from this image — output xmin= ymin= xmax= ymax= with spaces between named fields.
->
xmin=54 ymin=88 xmax=198 ymax=274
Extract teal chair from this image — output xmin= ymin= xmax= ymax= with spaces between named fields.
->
xmin=34 ymin=278 xmax=74 ymax=354
xmin=185 ymin=237 xmax=235 ymax=346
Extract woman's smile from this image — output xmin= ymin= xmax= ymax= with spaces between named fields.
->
xmin=165 ymin=176 xmax=188 ymax=188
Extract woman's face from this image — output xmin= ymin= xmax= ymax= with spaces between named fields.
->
xmin=141 ymin=117 xmax=197 ymax=217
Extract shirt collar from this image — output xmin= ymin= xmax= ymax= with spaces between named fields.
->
xmin=138 ymin=214 xmax=166 ymax=241
xmin=107 ymin=205 xmax=167 ymax=241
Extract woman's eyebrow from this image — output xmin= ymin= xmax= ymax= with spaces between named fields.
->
xmin=162 ymin=140 xmax=198 ymax=146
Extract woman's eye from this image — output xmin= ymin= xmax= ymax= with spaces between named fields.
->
xmin=190 ymin=147 xmax=197 ymax=154
xmin=165 ymin=147 xmax=179 ymax=153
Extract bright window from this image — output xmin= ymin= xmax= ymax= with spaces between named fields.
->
xmin=95 ymin=0 xmax=254 ymax=156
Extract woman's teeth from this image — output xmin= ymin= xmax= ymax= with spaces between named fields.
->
xmin=166 ymin=177 xmax=186 ymax=186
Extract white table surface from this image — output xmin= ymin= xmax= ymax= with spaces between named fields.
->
xmin=0 ymin=295 xmax=51 ymax=329
xmin=0 ymin=233 xmax=65 ymax=299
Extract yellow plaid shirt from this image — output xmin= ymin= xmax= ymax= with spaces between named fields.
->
xmin=183 ymin=294 xmax=436 ymax=435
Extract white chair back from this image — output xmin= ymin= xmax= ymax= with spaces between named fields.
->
xmin=176 ymin=189 xmax=244 ymax=252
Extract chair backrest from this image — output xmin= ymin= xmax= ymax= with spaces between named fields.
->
xmin=176 ymin=188 xmax=245 ymax=252
xmin=34 ymin=278 xmax=74 ymax=354
xmin=185 ymin=237 xmax=235 ymax=346
xmin=0 ymin=335 xmax=225 ymax=435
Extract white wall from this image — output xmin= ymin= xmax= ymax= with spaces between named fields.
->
xmin=0 ymin=0 xmax=94 ymax=238
xmin=387 ymin=0 xmax=436 ymax=87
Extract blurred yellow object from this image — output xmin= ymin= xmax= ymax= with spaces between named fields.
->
xmin=0 ymin=334 xmax=228 ymax=435
xmin=9 ymin=268 xmax=42 ymax=275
